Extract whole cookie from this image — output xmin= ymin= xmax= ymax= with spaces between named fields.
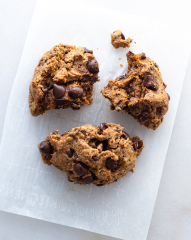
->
xmin=29 ymin=44 xmax=99 ymax=116
xmin=38 ymin=123 xmax=144 ymax=186
xmin=101 ymin=51 xmax=169 ymax=130
xmin=111 ymin=30 xmax=132 ymax=49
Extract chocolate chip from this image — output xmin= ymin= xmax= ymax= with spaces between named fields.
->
xmin=66 ymin=150 xmax=73 ymax=158
xmin=143 ymin=75 xmax=159 ymax=90
xmin=68 ymin=179 xmax=74 ymax=182
xmin=92 ymin=156 xmax=100 ymax=161
xmin=138 ymin=141 xmax=143 ymax=148
xmin=55 ymin=99 xmax=68 ymax=105
xmin=121 ymin=32 xmax=125 ymax=40
xmin=127 ymin=87 xmax=134 ymax=94
xmin=141 ymin=111 xmax=150 ymax=119
xmin=87 ymin=59 xmax=99 ymax=73
xmin=69 ymin=87 xmax=83 ymax=99
xmin=121 ymin=104 xmax=127 ymax=110
xmin=74 ymin=162 xmax=88 ymax=176
xmin=118 ymin=75 xmax=126 ymax=80
xmin=52 ymin=131 xmax=58 ymax=135
xmin=65 ymin=50 xmax=70 ymax=54
xmin=80 ymin=175 xmax=95 ymax=184
xmin=97 ymin=184 xmax=104 ymax=186
xmin=53 ymin=84 xmax=66 ymax=99
xmin=105 ymin=158 xmax=118 ymax=170
xmin=167 ymin=93 xmax=170 ymax=101
xmin=81 ymin=130 xmax=86 ymax=136
xmin=100 ymin=123 xmax=108 ymax=131
xmin=141 ymin=55 xmax=146 ymax=60
xmin=39 ymin=141 xmax=52 ymax=156
xmin=74 ymin=176 xmax=81 ymax=181
xmin=122 ymin=131 xmax=130 ymax=140
xmin=84 ymin=48 xmax=93 ymax=54
xmin=102 ymin=140 xmax=108 ymax=151
xmin=133 ymin=141 xmax=143 ymax=150
xmin=154 ymin=63 xmax=159 ymax=68
xmin=42 ymin=85 xmax=48 ymax=93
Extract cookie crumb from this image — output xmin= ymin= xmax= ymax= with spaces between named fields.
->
xmin=120 ymin=63 xmax=123 ymax=67
xmin=111 ymin=30 xmax=132 ymax=49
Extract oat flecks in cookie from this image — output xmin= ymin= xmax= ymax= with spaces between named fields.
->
xmin=29 ymin=44 xmax=99 ymax=116
xmin=111 ymin=30 xmax=132 ymax=49
xmin=101 ymin=51 xmax=169 ymax=130
xmin=38 ymin=123 xmax=144 ymax=186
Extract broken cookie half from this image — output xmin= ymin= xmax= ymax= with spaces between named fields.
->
xmin=38 ymin=123 xmax=144 ymax=186
xmin=101 ymin=51 xmax=169 ymax=130
xmin=111 ymin=30 xmax=132 ymax=49
xmin=29 ymin=44 xmax=99 ymax=116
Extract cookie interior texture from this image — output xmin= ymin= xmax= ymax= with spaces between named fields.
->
xmin=111 ymin=30 xmax=132 ymax=49
xmin=29 ymin=44 xmax=99 ymax=116
xmin=38 ymin=123 xmax=144 ymax=186
xmin=101 ymin=51 xmax=169 ymax=130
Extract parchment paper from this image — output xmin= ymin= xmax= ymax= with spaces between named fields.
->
xmin=0 ymin=0 xmax=190 ymax=239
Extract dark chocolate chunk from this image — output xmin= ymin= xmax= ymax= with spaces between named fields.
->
xmin=92 ymin=156 xmax=100 ymax=161
xmin=39 ymin=141 xmax=52 ymax=156
xmin=74 ymin=162 xmax=88 ymax=176
xmin=133 ymin=141 xmax=143 ymax=150
xmin=66 ymin=150 xmax=73 ymax=158
xmin=84 ymin=48 xmax=93 ymax=54
xmin=141 ymin=55 xmax=146 ymax=60
xmin=52 ymin=131 xmax=58 ymax=135
xmin=141 ymin=111 xmax=150 ymax=119
xmin=42 ymin=85 xmax=48 ymax=93
xmin=81 ymin=130 xmax=86 ymax=136
xmin=121 ymin=32 xmax=125 ymax=40
xmin=122 ymin=131 xmax=130 ymax=140
xmin=69 ymin=87 xmax=83 ymax=99
xmin=87 ymin=59 xmax=99 ymax=73
xmin=143 ymin=75 xmax=159 ymax=90
xmin=102 ymin=140 xmax=108 ymax=151
xmin=105 ymin=158 xmax=118 ymax=170
xmin=55 ymin=99 xmax=68 ymax=105
xmin=100 ymin=123 xmax=108 ymax=131
xmin=68 ymin=179 xmax=74 ymax=182
xmin=53 ymin=84 xmax=66 ymax=99
xmin=97 ymin=184 xmax=104 ymax=186
xmin=118 ymin=75 xmax=126 ymax=80
xmin=127 ymin=87 xmax=134 ymax=94
xmin=154 ymin=63 xmax=159 ymax=68
xmin=121 ymin=104 xmax=127 ymax=110
xmin=80 ymin=175 xmax=95 ymax=184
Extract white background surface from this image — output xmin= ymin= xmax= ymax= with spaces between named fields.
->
xmin=0 ymin=0 xmax=191 ymax=240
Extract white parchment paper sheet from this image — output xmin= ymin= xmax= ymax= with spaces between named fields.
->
xmin=0 ymin=0 xmax=190 ymax=239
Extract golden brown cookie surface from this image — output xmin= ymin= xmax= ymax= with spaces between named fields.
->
xmin=29 ymin=44 xmax=99 ymax=116
xmin=38 ymin=123 xmax=144 ymax=186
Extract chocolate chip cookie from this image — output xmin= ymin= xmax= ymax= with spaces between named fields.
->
xmin=101 ymin=51 xmax=169 ymax=130
xmin=29 ymin=44 xmax=99 ymax=116
xmin=111 ymin=30 xmax=132 ymax=49
xmin=38 ymin=123 xmax=144 ymax=186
